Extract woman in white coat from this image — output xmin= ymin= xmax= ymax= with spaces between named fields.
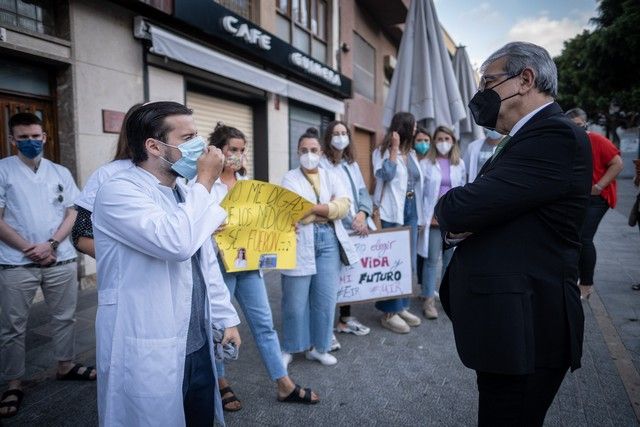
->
xmin=319 ymin=120 xmax=374 ymax=345
xmin=72 ymin=103 xmax=140 ymax=257
xmin=372 ymin=112 xmax=424 ymax=334
xmin=418 ymin=125 xmax=466 ymax=319
xmin=280 ymin=127 xmax=357 ymax=367
xmin=207 ymin=123 xmax=319 ymax=410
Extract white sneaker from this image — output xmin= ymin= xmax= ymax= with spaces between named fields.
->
xmin=330 ymin=334 xmax=341 ymax=352
xmin=281 ymin=352 xmax=292 ymax=369
xmin=380 ymin=313 xmax=410 ymax=334
xmin=305 ymin=348 xmax=337 ymax=366
xmin=335 ymin=317 xmax=371 ymax=336
xmin=398 ymin=309 xmax=421 ymax=326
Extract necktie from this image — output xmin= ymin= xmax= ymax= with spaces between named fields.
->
xmin=490 ymin=135 xmax=512 ymax=162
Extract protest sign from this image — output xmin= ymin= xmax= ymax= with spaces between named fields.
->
xmin=337 ymin=227 xmax=414 ymax=304
xmin=215 ymin=180 xmax=314 ymax=272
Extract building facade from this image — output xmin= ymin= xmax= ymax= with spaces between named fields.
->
xmin=0 ymin=0 xmax=455 ymax=279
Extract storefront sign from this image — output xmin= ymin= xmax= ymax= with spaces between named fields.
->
xmin=337 ymin=228 xmax=414 ymax=304
xmin=215 ymin=180 xmax=314 ymax=273
xmin=289 ymin=52 xmax=341 ymax=87
xmin=222 ymin=16 xmax=271 ymax=50
xmin=173 ymin=1 xmax=351 ymax=98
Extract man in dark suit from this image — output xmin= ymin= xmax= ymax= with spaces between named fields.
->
xmin=435 ymin=41 xmax=592 ymax=426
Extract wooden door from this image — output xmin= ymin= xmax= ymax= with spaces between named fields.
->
xmin=0 ymin=94 xmax=57 ymax=161
xmin=352 ymin=127 xmax=374 ymax=193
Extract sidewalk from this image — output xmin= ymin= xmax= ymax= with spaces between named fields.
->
xmin=2 ymin=180 xmax=639 ymax=426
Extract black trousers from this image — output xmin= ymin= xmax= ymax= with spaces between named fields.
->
xmin=579 ymin=195 xmax=609 ymax=285
xmin=182 ymin=342 xmax=216 ymax=427
xmin=476 ymin=367 xmax=568 ymax=427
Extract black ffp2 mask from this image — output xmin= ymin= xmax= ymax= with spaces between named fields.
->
xmin=468 ymin=75 xmax=520 ymax=130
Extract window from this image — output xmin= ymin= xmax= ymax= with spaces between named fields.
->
xmin=288 ymin=102 xmax=332 ymax=168
xmin=353 ymin=32 xmax=375 ymax=101
xmin=215 ymin=0 xmax=251 ymax=20
xmin=276 ymin=0 xmax=327 ymax=63
xmin=0 ymin=0 xmax=56 ymax=36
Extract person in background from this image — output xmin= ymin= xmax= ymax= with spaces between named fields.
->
xmin=372 ymin=112 xmax=424 ymax=334
xmin=319 ymin=120 xmax=373 ymax=351
xmin=207 ymin=122 xmax=319 ymax=410
xmin=280 ymin=127 xmax=357 ymax=367
xmin=418 ymin=126 xmax=466 ymax=319
xmin=0 ymin=112 xmax=88 ymax=420
xmin=72 ymin=103 xmax=141 ymax=257
xmin=464 ymin=128 xmax=503 ymax=183
xmin=566 ymin=108 xmax=623 ymax=300
xmin=413 ymin=127 xmax=431 ymax=299
xmin=92 ymin=102 xmax=240 ymax=426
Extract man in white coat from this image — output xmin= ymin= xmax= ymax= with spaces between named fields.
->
xmin=93 ymin=101 xmax=241 ymax=427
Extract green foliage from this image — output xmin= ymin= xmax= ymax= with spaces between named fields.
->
xmin=555 ymin=0 xmax=640 ymax=129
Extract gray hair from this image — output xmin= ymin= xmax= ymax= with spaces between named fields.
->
xmin=565 ymin=108 xmax=588 ymax=122
xmin=481 ymin=41 xmax=557 ymax=97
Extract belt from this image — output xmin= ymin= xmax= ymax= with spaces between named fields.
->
xmin=406 ymin=190 xmax=415 ymax=199
xmin=0 ymin=258 xmax=76 ymax=270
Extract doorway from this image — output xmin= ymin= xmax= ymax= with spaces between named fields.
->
xmin=0 ymin=94 xmax=58 ymax=161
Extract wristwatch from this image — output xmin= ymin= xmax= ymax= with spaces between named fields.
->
xmin=48 ymin=238 xmax=60 ymax=251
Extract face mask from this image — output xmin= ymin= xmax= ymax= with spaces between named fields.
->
xmin=468 ymin=74 xmax=520 ymax=129
xmin=16 ymin=139 xmax=44 ymax=159
xmin=299 ymin=152 xmax=320 ymax=170
xmin=158 ymin=136 xmax=206 ymax=180
xmin=331 ymin=135 xmax=350 ymax=150
xmin=414 ymin=140 xmax=430 ymax=155
xmin=225 ymin=153 xmax=243 ymax=171
xmin=485 ymin=129 xmax=503 ymax=140
xmin=436 ymin=142 xmax=453 ymax=156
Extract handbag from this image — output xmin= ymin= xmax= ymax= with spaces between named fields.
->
xmin=629 ymin=193 xmax=640 ymax=227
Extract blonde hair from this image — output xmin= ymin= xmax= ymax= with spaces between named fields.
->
xmin=426 ymin=125 xmax=462 ymax=165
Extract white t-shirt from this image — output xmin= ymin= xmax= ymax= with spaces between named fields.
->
xmin=75 ymin=159 xmax=134 ymax=212
xmin=0 ymin=156 xmax=80 ymax=264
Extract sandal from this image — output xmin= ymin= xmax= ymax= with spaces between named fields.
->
xmin=220 ymin=386 xmax=242 ymax=412
xmin=277 ymin=384 xmax=319 ymax=404
xmin=56 ymin=363 xmax=96 ymax=381
xmin=0 ymin=389 xmax=24 ymax=419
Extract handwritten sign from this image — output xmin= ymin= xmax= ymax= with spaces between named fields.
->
xmin=337 ymin=227 xmax=414 ymax=304
xmin=215 ymin=180 xmax=314 ymax=272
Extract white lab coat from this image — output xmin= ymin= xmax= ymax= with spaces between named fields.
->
xmin=372 ymin=148 xmax=425 ymax=226
xmin=417 ymin=158 xmax=466 ymax=257
xmin=280 ymin=167 xmax=358 ymax=276
xmin=92 ymin=166 xmax=240 ymax=427
xmin=464 ymin=137 xmax=496 ymax=183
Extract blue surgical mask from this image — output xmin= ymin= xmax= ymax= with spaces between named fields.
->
xmin=16 ymin=139 xmax=44 ymax=159
xmin=157 ymin=136 xmax=206 ymax=180
xmin=414 ymin=140 xmax=430 ymax=155
xmin=485 ymin=129 xmax=503 ymax=140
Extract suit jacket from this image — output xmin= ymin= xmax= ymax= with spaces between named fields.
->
xmin=435 ymin=102 xmax=592 ymax=375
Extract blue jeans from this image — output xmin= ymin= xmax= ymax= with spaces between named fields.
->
xmin=281 ymin=223 xmax=340 ymax=353
xmin=375 ymin=196 xmax=418 ymax=313
xmin=182 ymin=341 xmax=215 ymax=427
xmin=421 ymin=226 xmax=454 ymax=297
xmin=215 ymin=260 xmax=287 ymax=381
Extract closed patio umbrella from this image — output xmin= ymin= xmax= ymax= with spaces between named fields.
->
xmin=452 ymin=45 xmax=484 ymax=154
xmin=383 ymin=0 xmax=466 ymax=133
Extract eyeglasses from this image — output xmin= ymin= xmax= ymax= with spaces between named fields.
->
xmin=479 ymin=72 xmax=514 ymax=91
xmin=299 ymin=147 xmax=321 ymax=154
